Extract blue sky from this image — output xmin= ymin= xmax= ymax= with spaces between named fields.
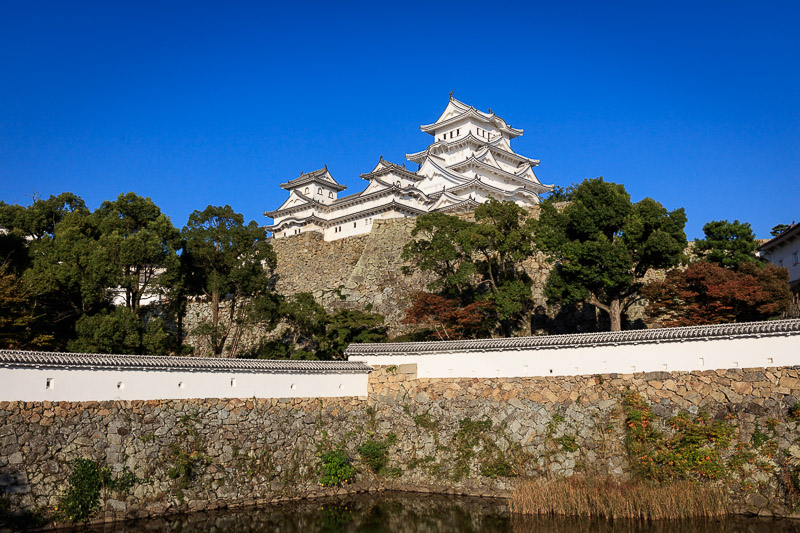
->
xmin=1 ymin=1 xmax=797 ymax=239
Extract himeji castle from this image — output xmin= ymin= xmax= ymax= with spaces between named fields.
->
xmin=265 ymin=95 xmax=554 ymax=241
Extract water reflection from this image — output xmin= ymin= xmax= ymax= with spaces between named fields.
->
xmin=75 ymin=492 xmax=799 ymax=533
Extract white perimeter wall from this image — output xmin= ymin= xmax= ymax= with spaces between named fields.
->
xmin=349 ymin=334 xmax=800 ymax=379
xmin=0 ymin=368 xmax=368 ymax=402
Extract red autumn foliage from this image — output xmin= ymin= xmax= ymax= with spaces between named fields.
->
xmin=401 ymin=292 xmax=493 ymax=340
xmin=643 ymin=260 xmax=791 ymax=327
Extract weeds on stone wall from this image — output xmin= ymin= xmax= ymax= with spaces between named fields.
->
xmin=622 ymin=392 xmax=735 ymax=482
xmin=358 ymin=433 xmax=398 ymax=475
xmin=165 ymin=413 xmax=210 ymax=500
xmin=413 ymin=412 xmax=438 ymax=430
xmin=451 ymin=417 xmax=526 ymax=481
xmin=55 ymin=458 xmax=140 ymax=523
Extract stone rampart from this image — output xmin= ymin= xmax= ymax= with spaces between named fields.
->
xmin=3 ymin=365 xmax=800 ymax=523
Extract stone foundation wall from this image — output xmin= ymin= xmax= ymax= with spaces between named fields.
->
xmin=3 ymin=365 xmax=800 ymax=523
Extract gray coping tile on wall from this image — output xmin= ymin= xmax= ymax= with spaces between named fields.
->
xmin=0 ymin=350 xmax=373 ymax=374
xmin=344 ymin=319 xmax=800 ymax=356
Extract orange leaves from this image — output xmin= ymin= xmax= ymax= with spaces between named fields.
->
xmin=401 ymin=292 xmax=493 ymax=340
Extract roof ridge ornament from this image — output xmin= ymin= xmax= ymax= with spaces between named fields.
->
xmin=449 ymin=90 xmax=454 ymax=100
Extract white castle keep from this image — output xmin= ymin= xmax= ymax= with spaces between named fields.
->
xmin=265 ymin=95 xmax=554 ymax=241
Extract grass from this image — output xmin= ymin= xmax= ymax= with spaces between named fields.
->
xmin=509 ymin=477 xmax=728 ymax=520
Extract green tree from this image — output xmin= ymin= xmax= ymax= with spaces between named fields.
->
xmin=0 ymin=192 xmax=86 ymax=241
xmin=537 ymin=178 xmax=687 ymax=331
xmin=279 ymin=292 xmax=328 ymax=353
xmin=401 ymin=212 xmax=476 ymax=300
xmin=542 ymin=182 xmax=578 ymax=203
xmin=694 ymin=220 xmax=759 ymax=269
xmin=317 ymin=309 xmax=388 ymax=360
xmin=182 ymin=205 xmax=278 ymax=357
xmin=68 ymin=307 xmax=172 ymax=354
xmin=471 ymin=200 xmax=537 ymax=333
xmin=22 ymin=209 xmax=116 ymax=346
xmin=402 ymin=200 xmax=538 ymax=336
xmin=0 ymin=262 xmax=54 ymax=349
xmin=94 ymin=192 xmax=181 ymax=312
xmin=770 ymin=223 xmax=792 ymax=237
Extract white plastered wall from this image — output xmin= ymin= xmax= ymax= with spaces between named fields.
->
xmin=349 ymin=334 xmax=800 ymax=379
xmin=0 ymin=368 xmax=368 ymax=402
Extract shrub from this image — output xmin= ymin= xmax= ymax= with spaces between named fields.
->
xmin=358 ymin=434 xmax=397 ymax=474
xmin=319 ymin=449 xmax=355 ymax=487
xmin=57 ymin=459 xmax=105 ymax=522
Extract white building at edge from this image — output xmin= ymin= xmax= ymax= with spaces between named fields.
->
xmin=265 ymin=95 xmax=554 ymax=241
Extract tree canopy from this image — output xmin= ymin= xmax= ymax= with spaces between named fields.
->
xmin=95 ymin=193 xmax=181 ymax=312
xmin=182 ymin=205 xmax=279 ymax=357
xmin=537 ymin=178 xmax=687 ymax=331
xmin=694 ymin=220 xmax=759 ymax=269
xmin=402 ymin=199 xmax=537 ymax=336
xmin=643 ymin=260 xmax=791 ymax=326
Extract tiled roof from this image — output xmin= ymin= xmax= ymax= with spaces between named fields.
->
xmin=280 ymin=168 xmax=347 ymax=192
xmin=759 ymin=222 xmax=800 ymax=252
xmin=0 ymin=350 xmax=373 ymax=374
xmin=345 ymin=319 xmax=800 ymax=356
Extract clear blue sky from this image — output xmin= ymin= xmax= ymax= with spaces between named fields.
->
xmin=1 ymin=1 xmax=798 ymax=240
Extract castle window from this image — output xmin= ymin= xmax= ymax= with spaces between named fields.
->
xmin=317 ymin=188 xmax=322 ymax=195
xmin=456 ymin=129 xmax=460 ymax=136
xmin=304 ymin=187 xmax=309 ymax=194
xmin=354 ymin=222 xmax=357 ymax=228
xmin=328 ymin=192 xmax=333 ymax=198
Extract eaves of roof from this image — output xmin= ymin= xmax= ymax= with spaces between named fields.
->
xmin=448 ymin=157 xmax=552 ymax=193
xmin=420 ymin=108 xmax=523 ymax=138
xmin=759 ymin=223 xmax=800 ymax=252
xmin=407 ymin=134 xmax=539 ymax=167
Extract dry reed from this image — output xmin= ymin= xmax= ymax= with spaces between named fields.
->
xmin=509 ymin=477 xmax=728 ymax=520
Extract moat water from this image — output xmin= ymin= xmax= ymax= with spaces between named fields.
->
xmin=68 ymin=492 xmax=799 ymax=533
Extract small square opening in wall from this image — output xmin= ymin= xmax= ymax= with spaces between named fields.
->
xmin=230 ymin=378 xmax=237 ymax=388
xmin=178 ymin=382 xmax=185 ymax=389
xmin=767 ymin=357 xmax=774 ymax=364
xmin=117 ymin=382 xmax=125 ymax=390
xmin=46 ymin=378 xmax=54 ymax=390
